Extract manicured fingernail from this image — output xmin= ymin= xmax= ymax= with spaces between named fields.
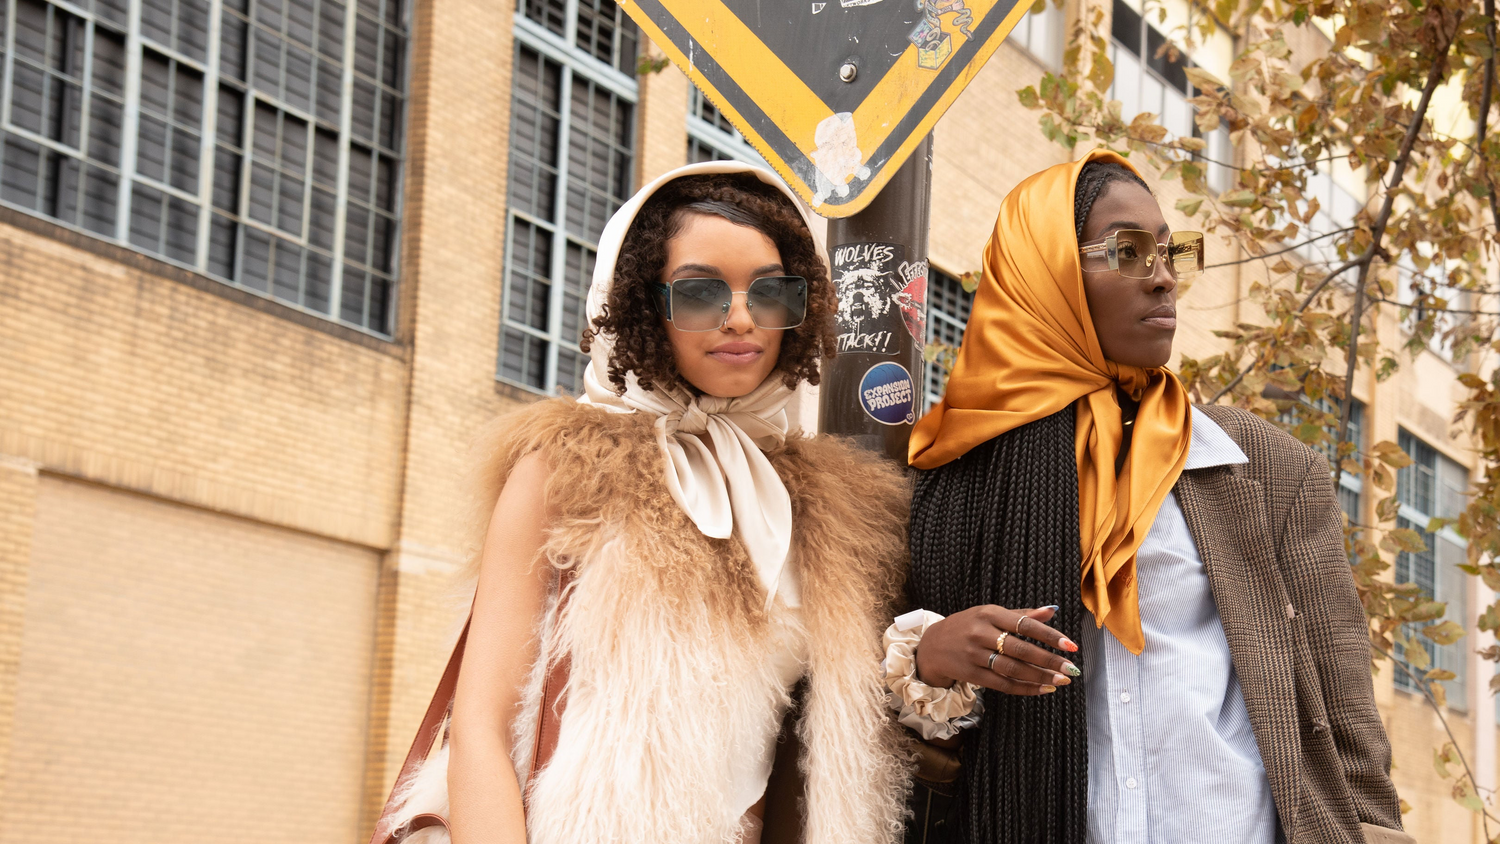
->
xmin=1060 ymin=638 xmax=1079 ymax=653
xmin=1040 ymin=605 xmax=1061 ymax=615
xmin=1062 ymin=662 xmax=1081 ymax=678
xmin=1052 ymin=673 xmax=1070 ymax=686
xmin=1041 ymin=685 xmax=1058 ymax=694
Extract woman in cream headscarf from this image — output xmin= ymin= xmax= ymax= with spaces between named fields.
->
xmin=891 ymin=150 xmax=1406 ymax=844
xmin=375 ymin=162 xmax=912 ymax=844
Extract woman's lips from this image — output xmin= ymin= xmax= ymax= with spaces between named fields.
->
xmin=1141 ymin=306 xmax=1177 ymax=329
xmin=709 ymin=343 xmax=763 ymax=364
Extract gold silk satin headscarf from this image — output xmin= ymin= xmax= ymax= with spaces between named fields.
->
xmin=909 ymin=150 xmax=1192 ymax=654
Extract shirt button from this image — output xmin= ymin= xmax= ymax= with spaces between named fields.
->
xmin=1125 ymin=777 xmax=1138 ymax=789
xmin=1120 ymin=691 xmax=1131 ymax=703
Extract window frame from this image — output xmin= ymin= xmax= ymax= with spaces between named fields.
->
xmin=497 ymin=1 xmax=638 ymax=395
xmin=1392 ymin=427 xmax=1471 ymax=709
xmin=923 ymin=265 xmax=973 ymax=413
xmin=1009 ymin=0 xmax=1063 ymax=71
xmin=1106 ymin=0 xmax=1232 ymax=191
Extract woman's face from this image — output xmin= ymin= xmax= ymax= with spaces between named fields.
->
xmin=659 ymin=212 xmax=786 ymax=398
xmin=1078 ymin=182 xmax=1178 ymax=369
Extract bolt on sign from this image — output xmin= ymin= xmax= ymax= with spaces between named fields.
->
xmin=619 ymin=0 xmax=1030 ymax=216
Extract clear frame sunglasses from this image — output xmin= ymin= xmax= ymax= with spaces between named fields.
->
xmin=1079 ymin=229 xmax=1205 ymax=280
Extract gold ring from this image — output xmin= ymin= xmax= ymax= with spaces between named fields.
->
xmin=995 ymin=632 xmax=1009 ymax=656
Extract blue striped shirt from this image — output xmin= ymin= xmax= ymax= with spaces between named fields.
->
xmin=1081 ymin=408 xmax=1281 ymax=844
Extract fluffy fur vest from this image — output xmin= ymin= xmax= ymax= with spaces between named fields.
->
xmin=388 ymin=398 xmax=913 ymax=844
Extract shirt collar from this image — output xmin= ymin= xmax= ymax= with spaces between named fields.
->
xmin=1184 ymin=407 xmax=1249 ymax=470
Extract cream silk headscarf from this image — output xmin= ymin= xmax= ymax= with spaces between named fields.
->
xmin=580 ymin=161 xmax=827 ymax=610
xmin=908 ymin=150 xmax=1193 ymax=654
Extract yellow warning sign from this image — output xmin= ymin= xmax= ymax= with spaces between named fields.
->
xmin=621 ymin=0 xmax=1031 ymax=216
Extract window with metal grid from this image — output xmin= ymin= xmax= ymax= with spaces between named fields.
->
xmin=685 ymin=85 xmax=767 ymax=169
xmin=499 ymin=0 xmax=636 ymax=395
xmin=924 ymin=266 xmax=972 ymax=413
xmin=1392 ymin=427 xmax=1470 ymax=707
xmin=0 ymin=0 xmax=408 ymax=334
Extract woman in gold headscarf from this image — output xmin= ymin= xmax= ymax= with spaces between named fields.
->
xmin=886 ymin=150 xmax=1406 ymax=844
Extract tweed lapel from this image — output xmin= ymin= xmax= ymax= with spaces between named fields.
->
xmin=1175 ymin=466 xmax=1303 ymax=840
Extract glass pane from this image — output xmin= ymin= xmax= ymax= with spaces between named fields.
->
xmin=507 ymin=217 xmax=552 ymax=331
xmin=500 ymin=326 xmax=548 ymax=388
xmin=1110 ymin=0 xmax=1140 ymax=55
xmin=522 ymin=0 xmax=566 ymax=36
xmin=506 ymin=46 xmax=561 ymax=219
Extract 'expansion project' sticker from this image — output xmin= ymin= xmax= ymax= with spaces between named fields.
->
xmin=859 ymin=362 xmax=916 ymax=426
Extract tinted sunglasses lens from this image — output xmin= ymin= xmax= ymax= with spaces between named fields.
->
xmin=1169 ymin=232 xmax=1204 ymax=277
xmin=748 ymin=276 xmax=807 ymax=329
xmin=1111 ymin=230 xmax=1158 ymax=278
xmin=670 ymin=278 xmax=730 ymax=331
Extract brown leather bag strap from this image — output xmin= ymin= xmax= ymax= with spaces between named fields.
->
xmin=369 ymin=566 xmax=577 ymax=844
xmin=527 ymin=566 xmax=576 ymax=794
xmin=367 ymin=616 xmax=471 ymax=844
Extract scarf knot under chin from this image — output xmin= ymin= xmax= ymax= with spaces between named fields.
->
xmin=663 ymin=401 xmax=715 ymax=436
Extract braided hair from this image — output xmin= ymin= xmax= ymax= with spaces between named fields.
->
xmin=1073 ymin=162 xmax=1150 ymax=242
xmin=907 ymin=160 xmax=1148 ymax=844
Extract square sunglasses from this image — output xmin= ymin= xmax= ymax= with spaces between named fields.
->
xmin=650 ymin=276 xmax=808 ymax=332
xmin=1079 ymin=230 xmax=1205 ymax=280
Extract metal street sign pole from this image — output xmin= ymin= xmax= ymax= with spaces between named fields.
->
xmin=817 ymin=134 xmax=933 ymax=460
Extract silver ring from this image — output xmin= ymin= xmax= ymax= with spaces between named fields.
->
xmin=987 ymin=651 xmax=1000 ymax=671
xmin=1016 ymin=616 xmax=1030 ymax=635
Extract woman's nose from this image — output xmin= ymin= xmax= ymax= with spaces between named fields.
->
xmin=1149 ymin=250 xmax=1178 ymax=292
xmin=723 ymin=292 xmax=755 ymax=332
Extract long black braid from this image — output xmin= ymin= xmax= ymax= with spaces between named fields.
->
xmin=907 ymin=160 xmax=1149 ymax=844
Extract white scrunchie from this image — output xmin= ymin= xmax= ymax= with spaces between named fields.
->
xmin=882 ymin=609 xmax=984 ymax=740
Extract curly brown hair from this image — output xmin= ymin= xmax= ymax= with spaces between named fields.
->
xmin=581 ymin=173 xmax=836 ymax=394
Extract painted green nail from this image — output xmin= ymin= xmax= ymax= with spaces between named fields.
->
xmin=1062 ymin=662 xmax=1082 ymax=678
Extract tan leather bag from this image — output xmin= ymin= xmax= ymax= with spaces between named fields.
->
xmin=366 ymin=571 xmax=574 ymax=844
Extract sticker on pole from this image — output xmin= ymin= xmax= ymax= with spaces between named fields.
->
xmin=617 ymin=0 xmax=1031 ymax=216
xmin=832 ymin=242 xmax=928 ymax=354
xmin=859 ymin=362 xmax=916 ymax=425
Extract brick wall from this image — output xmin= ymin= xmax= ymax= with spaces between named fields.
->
xmin=2 ymin=477 xmax=379 ymax=844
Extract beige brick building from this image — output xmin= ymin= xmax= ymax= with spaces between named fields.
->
xmin=0 ymin=0 xmax=1489 ymax=841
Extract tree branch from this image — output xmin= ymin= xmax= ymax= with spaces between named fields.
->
xmin=1335 ymin=36 xmax=1454 ymax=484
xmin=1481 ymin=0 xmax=1499 ymax=232
xmin=1378 ymin=645 xmax=1497 ymax=834
xmin=1370 ymin=296 xmax=1500 ymax=317
xmin=1206 ymin=252 xmax=1369 ymax=405
xmin=1204 ymin=227 xmax=1356 ymax=269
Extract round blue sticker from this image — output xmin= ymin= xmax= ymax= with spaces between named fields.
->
xmin=859 ymin=362 xmax=916 ymax=426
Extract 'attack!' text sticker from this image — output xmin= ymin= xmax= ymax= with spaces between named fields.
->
xmin=859 ymin=362 xmax=916 ymax=426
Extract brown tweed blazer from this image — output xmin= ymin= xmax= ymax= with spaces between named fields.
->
xmin=1183 ymin=405 xmax=1406 ymax=844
